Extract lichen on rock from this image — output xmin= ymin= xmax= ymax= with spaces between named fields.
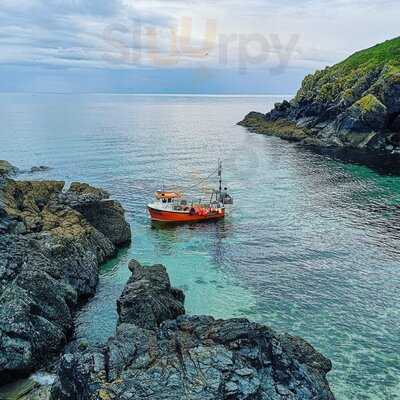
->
xmin=0 ymin=171 xmax=131 ymax=384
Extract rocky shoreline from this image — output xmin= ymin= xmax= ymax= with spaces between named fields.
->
xmin=52 ymin=260 xmax=335 ymax=400
xmin=0 ymin=162 xmax=131 ymax=384
xmin=239 ymin=37 xmax=400 ymax=161
xmin=1 ymin=161 xmax=335 ymax=399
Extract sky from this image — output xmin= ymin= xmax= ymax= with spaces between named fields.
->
xmin=0 ymin=0 xmax=399 ymax=94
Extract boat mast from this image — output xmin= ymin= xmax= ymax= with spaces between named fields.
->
xmin=218 ymin=159 xmax=222 ymax=200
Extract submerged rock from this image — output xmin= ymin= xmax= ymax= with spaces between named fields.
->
xmin=0 ymin=172 xmax=131 ymax=384
xmin=53 ymin=260 xmax=335 ymax=400
xmin=239 ymin=37 xmax=400 ymax=157
xmin=0 ymin=161 xmax=52 ymax=177
xmin=30 ymin=166 xmax=52 ymax=173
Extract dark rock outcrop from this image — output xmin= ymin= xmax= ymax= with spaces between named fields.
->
xmin=53 ymin=260 xmax=334 ymax=400
xmin=0 ymin=174 xmax=131 ymax=384
xmin=63 ymin=183 xmax=131 ymax=247
xmin=30 ymin=166 xmax=52 ymax=173
xmin=117 ymin=260 xmax=185 ymax=328
xmin=239 ymin=37 xmax=400 ymax=156
xmin=0 ymin=160 xmax=18 ymax=176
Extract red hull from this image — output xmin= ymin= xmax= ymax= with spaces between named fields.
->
xmin=148 ymin=206 xmax=225 ymax=223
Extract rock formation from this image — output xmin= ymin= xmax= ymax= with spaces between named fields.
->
xmin=0 ymin=171 xmax=131 ymax=384
xmin=30 ymin=166 xmax=52 ymax=173
xmin=117 ymin=260 xmax=185 ymax=329
xmin=239 ymin=37 xmax=400 ymax=154
xmin=0 ymin=160 xmax=18 ymax=176
xmin=53 ymin=260 xmax=335 ymax=400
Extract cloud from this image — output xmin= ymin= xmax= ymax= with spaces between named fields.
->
xmin=0 ymin=0 xmax=399 ymax=92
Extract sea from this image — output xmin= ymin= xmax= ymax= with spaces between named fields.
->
xmin=1 ymin=93 xmax=399 ymax=400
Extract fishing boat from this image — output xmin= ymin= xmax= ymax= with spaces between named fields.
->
xmin=147 ymin=161 xmax=233 ymax=223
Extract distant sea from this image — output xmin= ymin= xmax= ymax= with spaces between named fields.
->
xmin=1 ymin=93 xmax=399 ymax=400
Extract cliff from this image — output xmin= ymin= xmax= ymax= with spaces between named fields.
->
xmin=239 ymin=37 xmax=400 ymax=154
xmin=0 ymin=165 xmax=131 ymax=383
xmin=52 ymin=260 xmax=335 ymax=400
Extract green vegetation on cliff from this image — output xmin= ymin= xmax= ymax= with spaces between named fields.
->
xmin=337 ymin=37 xmax=400 ymax=73
xmin=296 ymin=37 xmax=400 ymax=105
xmin=240 ymin=37 xmax=400 ymax=152
xmin=354 ymin=94 xmax=386 ymax=113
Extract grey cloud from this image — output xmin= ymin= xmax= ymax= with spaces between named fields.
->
xmin=0 ymin=0 xmax=399 ymax=86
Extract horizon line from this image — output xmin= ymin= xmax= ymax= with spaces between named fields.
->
xmin=0 ymin=92 xmax=294 ymax=97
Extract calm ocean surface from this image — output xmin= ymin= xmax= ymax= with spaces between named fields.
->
xmin=1 ymin=94 xmax=399 ymax=400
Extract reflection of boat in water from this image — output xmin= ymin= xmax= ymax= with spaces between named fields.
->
xmin=147 ymin=161 xmax=233 ymax=223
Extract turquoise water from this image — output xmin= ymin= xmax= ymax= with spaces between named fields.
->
xmin=1 ymin=94 xmax=399 ymax=400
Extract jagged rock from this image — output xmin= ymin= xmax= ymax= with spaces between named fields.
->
xmin=0 ymin=172 xmax=131 ymax=384
xmin=0 ymin=160 xmax=18 ymax=176
xmin=239 ymin=37 xmax=400 ymax=154
xmin=68 ymin=182 xmax=109 ymax=200
xmin=342 ymin=94 xmax=388 ymax=132
xmin=52 ymin=261 xmax=334 ymax=400
xmin=72 ymin=200 xmax=131 ymax=247
xmin=117 ymin=260 xmax=185 ymax=329
xmin=369 ymin=68 xmax=400 ymax=114
xmin=268 ymin=100 xmax=291 ymax=120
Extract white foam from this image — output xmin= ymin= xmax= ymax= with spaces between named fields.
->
xmin=31 ymin=372 xmax=56 ymax=386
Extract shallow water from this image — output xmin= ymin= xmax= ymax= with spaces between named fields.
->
xmin=1 ymin=94 xmax=399 ymax=400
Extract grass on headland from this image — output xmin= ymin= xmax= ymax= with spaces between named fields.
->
xmin=337 ymin=37 xmax=400 ymax=73
xmin=295 ymin=37 xmax=400 ymax=105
